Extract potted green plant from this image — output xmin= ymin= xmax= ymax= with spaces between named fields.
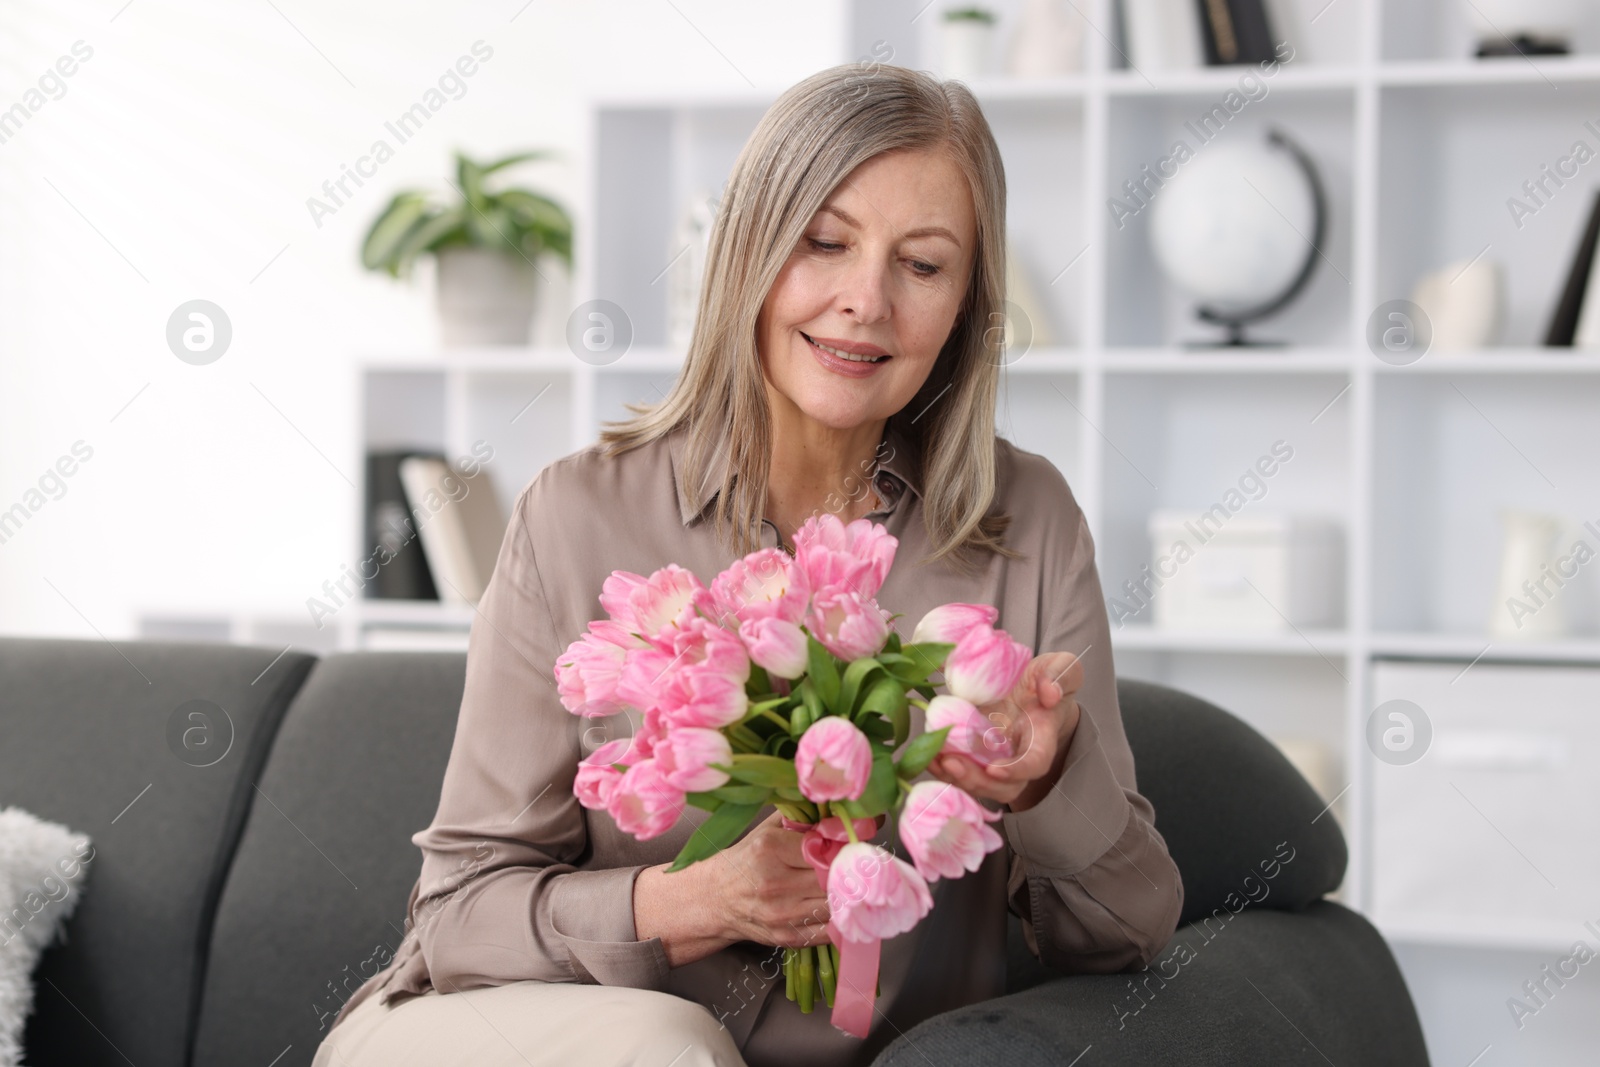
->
xmin=362 ymin=150 xmax=573 ymax=348
xmin=941 ymin=7 xmax=997 ymax=79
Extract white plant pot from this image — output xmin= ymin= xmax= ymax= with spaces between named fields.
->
xmin=941 ymin=20 xmax=995 ymax=80
xmin=435 ymin=246 xmax=539 ymax=348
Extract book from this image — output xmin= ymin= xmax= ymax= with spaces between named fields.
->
xmin=1544 ymin=188 xmax=1600 ymax=346
xmin=398 ymin=457 xmax=506 ymax=605
xmin=1124 ymin=0 xmax=1204 ymax=72
xmin=364 ymin=451 xmax=440 ymax=601
xmin=1196 ymin=0 xmax=1275 ymax=65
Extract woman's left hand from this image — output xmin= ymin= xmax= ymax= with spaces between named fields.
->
xmin=927 ymin=651 xmax=1084 ymax=812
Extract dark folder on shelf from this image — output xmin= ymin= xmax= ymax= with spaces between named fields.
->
xmin=1196 ymin=0 xmax=1275 ymax=65
xmin=1544 ymin=188 xmax=1600 ymax=346
xmin=364 ymin=450 xmax=441 ymax=600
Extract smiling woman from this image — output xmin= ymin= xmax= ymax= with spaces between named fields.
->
xmin=314 ymin=64 xmax=1181 ymax=1067
xmin=606 ymin=64 xmax=1015 ymax=574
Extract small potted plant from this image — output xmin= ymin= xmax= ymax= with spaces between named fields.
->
xmin=362 ymin=150 xmax=573 ymax=348
xmin=941 ymin=7 xmax=998 ymax=80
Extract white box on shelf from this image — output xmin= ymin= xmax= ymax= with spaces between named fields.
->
xmin=1369 ymin=660 xmax=1600 ymax=947
xmin=1147 ymin=511 xmax=1342 ymax=630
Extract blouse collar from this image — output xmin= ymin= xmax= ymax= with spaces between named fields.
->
xmin=668 ymin=420 xmax=922 ymax=527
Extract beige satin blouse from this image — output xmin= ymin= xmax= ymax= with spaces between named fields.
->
xmin=330 ymin=420 xmax=1184 ymax=1066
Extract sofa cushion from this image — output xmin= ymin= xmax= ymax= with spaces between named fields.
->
xmin=878 ymin=902 xmax=1429 ymax=1066
xmin=191 ymin=651 xmax=464 ymax=1067
xmin=0 ymin=637 xmax=315 ymax=1067
xmin=1116 ymin=679 xmax=1347 ymax=926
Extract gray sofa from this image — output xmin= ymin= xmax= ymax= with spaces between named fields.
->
xmin=1 ymin=636 xmax=1430 ymax=1066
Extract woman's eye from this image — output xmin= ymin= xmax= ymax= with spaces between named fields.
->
xmin=807 ymin=238 xmax=844 ymax=252
xmin=908 ymin=260 xmax=940 ymax=276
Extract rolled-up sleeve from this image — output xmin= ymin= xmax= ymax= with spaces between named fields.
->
xmin=407 ymin=473 xmax=670 ymax=993
xmin=1002 ymin=489 xmax=1184 ymax=974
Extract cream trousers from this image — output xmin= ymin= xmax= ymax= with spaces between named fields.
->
xmin=311 ymin=980 xmax=749 ymax=1067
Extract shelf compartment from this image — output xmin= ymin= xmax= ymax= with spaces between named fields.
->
xmin=1371 ymin=374 xmax=1600 ymax=636
xmin=1102 ymin=88 xmax=1356 ymax=349
xmin=1375 ymin=79 xmax=1600 ymax=348
xmin=1098 ymin=371 xmax=1353 ymax=631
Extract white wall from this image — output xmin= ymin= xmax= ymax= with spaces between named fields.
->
xmin=0 ymin=0 xmax=844 ymax=637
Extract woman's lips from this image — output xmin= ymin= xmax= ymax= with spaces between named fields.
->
xmin=801 ymin=332 xmax=891 ymax=378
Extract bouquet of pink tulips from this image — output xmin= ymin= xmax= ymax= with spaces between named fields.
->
xmin=554 ymin=514 xmax=1032 ymax=1036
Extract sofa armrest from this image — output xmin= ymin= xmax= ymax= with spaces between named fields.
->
xmin=874 ymin=902 xmax=1430 ymax=1067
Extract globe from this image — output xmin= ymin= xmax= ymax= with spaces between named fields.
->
xmin=1149 ymin=135 xmax=1318 ymax=318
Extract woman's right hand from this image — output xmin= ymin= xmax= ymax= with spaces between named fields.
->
xmin=633 ymin=811 xmax=830 ymax=967
xmin=707 ymin=811 xmax=832 ymax=949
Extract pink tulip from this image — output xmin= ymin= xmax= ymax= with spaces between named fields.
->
xmin=807 ymin=587 xmax=892 ymax=663
xmin=795 ymin=716 xmax=873 ymax=803
xmin=608 ymin=565 xmax=705 ymax=650
xmin=644 ymin=617 xmax=751 ymax=729
xmin=698 ymin=549 xmax=810 ymax=628
xmin=910 ymin=603 xmax=999 ymax=647
xmin=633 ymin=705 xmax=667 ymax=759
xmin=792 ymin=514 xmax=898 ymax=601
xmin=924 ymin=694 xmax=1013 ymax=767
xmin=555 ymin=620 xmax=641 ymax=717
xmin=944 ymin=624 xmax=1032 ymax=706
xmin=898 ymin=781 xmax=1004 ymax=882
xmin=654 ymin=727 xmax=733 ymax=792
xmin=739 ymin=616 xmax=809 ymax=679
xmin=606 ymin=759 xmax=683 ymax=840
xmin=573 ymin=738 xmax=634 ymax=810
xmin=598 ymin=570 xmax=649 ymax=631
xmin=827 ymin=842 xmax=933 ymax=943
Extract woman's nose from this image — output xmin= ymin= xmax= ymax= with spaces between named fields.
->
xmin=836 ymin=257 xmax=891 ymax=324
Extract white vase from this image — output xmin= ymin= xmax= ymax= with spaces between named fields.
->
xmin=1410 ymin=258 xmax=1502 ymax=352
xmin=941 ymin=18 xmax=995 ymax=80
xmin=435 ymin=246 xmax=539 ymax=348
xmin=1491 ymin=510 xmax=1569 ymax=639
xmin=1006 ymin=0 xmax=1084 ymax=77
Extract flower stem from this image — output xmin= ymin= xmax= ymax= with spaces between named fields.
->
xmin=843 ymin=818 xmax=860 ymax=845
xmin=758 ymin=708 xmax=791 ymax=730
xmin=817 ymin=939 xmax=837 ymax=1007
xmin=784 ymin=949 xmax=796 ymax=1001
xmin=797 ymin=946 xmax=815 ymax=1013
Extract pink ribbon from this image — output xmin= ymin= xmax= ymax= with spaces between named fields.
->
xmin=782 ymin=815 xmax=880 ymax=1038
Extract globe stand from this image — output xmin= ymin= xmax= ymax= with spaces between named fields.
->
xmin=1182 ymin=128 xmax=1328 ymax=350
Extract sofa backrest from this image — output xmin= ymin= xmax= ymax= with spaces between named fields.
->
xmin=1117 ymin=678 xmax=1347 ymax=926
xmin=189 ymin=651 xmax=464 ymax=1067
xmin=0 ymin=637 xmax=316 ymax=1067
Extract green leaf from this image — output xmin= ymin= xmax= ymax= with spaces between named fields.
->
xmin=860 ymin=751 xmax=898 ymax=816
xmin=666 ymin=801 xmax=763 ymax=872
xmin=745 ymin=664 xmax=773 ymax=697
xmin=720 ymin=754 xmax=798 ymax=789
xmin=360 ymin=192 xmax=432 ymax=274
xmin=883 ymin=631 xmax=903 ymax=655
xmin=806 ymin=634 xmax=841 ymax=708
xmin=900 ymin=641 xmax=955 ymax=676
xmin=387 ymin=204 xmax=467 ymax=277
xmin=895 ymin=727 xmax=951 ymax=780
xmin=837 ymin=656 xmax=885 ymax=718
xmin=480 ymin=149 xmax=557 ymax=176
xmin=792 ymin=678 xmax=821 ymax=737
xmin=856 ymin=676 xmax=907 ymax=741
xmin=859 ymin=715 xmax=894 ymax=743
xmin=684 ymin=792 xmax=723 ymax=813
xmin=707 ymin=783 xmax=772 ymax=805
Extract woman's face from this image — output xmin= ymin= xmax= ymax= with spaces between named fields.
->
xmin=756 ymin=145 xmax=978 ymax=432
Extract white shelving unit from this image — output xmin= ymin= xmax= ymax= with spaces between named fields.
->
xmin=144 ymin=2 xmax=1600 ymax=1060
